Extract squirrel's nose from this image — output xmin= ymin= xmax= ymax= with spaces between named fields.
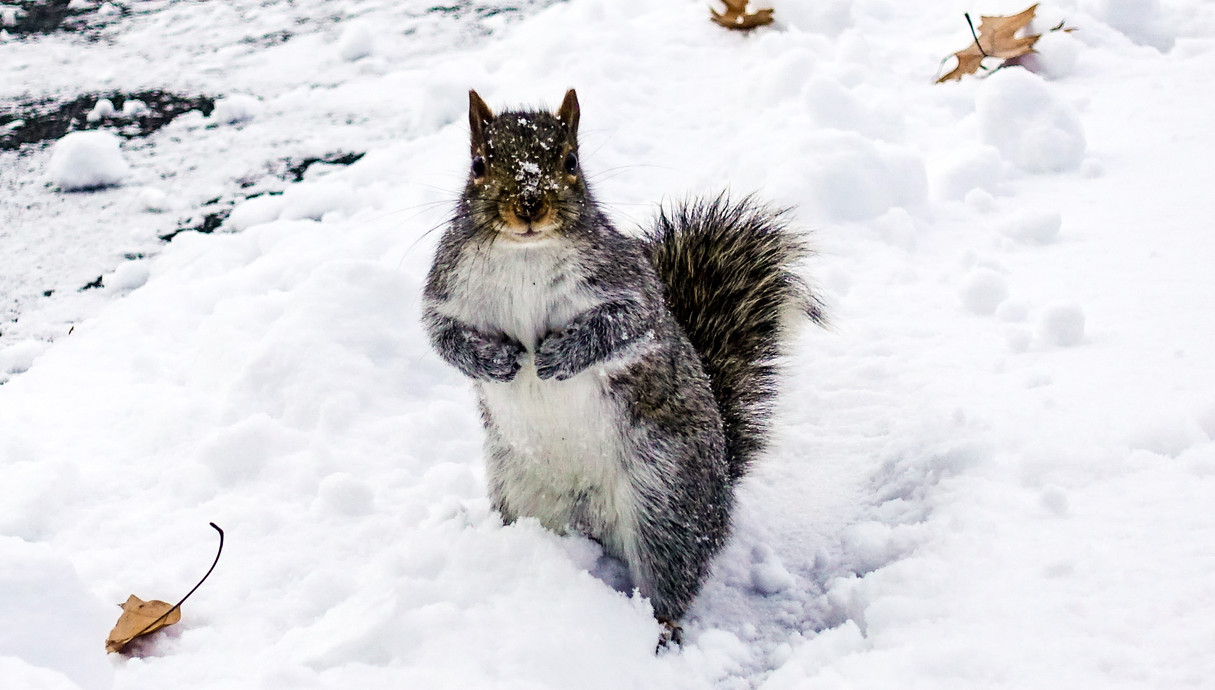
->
xmin=516 ymin=193 xmax=547 ymax=223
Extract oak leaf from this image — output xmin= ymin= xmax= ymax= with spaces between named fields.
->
xmin=105 ymin=595 xmax=182 ymax=654
xmin=710 ymin=0 xmax=774 ymax=31
xmin=938 ymin=4 xmax=1043 ymax=82
xmin=104 ymin=522 xmax=225 ymax=655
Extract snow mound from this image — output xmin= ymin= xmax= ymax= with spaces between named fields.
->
xmin=782 ymin=132 xmax=927 ymax=222
xmin=0 ymin=537 xmax=113 ymax=690
xmin=209 ymin=94 xmax=264 ymax=125
xmin=336 ymin=21 xmax=375 ymax=61
xmin=46 ymin=131 xmax=130 ymax=191
xmin=135 ymin=186 xmax=172 ymax=212
xmin=977 ymin=68 xmax=1086 ymax=173
xmin=1037 ymin=302 xmax=1086 ymax=346
xmin=959 ymin=268 xmax=1010 ymax=315
xmin=105 ymin=260 xmax=149 ymax=291
xmin=227 ymin=193 xmax=286 ymax=230
xmin=85 ymin=98 xmax=115 ymax=122
xmin=1085 ymin=0 xmax=1176 ymax=51
xmin=0 ymin=340 xmax=47 ymax=376
xmin=1027 ymin=29 xmax=1083 ymax=79
xmin=931 ymin=145 xmax=1005 ymax=202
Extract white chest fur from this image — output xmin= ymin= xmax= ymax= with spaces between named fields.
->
xmin=441 ymin=239 xmax=639 ymax=557
xmin=441 ymin=239 xmax=597 ymax=350
xmin=480 ymin=370 xmax=637 ymax=555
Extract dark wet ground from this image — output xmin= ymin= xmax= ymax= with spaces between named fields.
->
xmin=2 ymin=0 xmax=115 ymax=36
xmin=1 ymin=92 xmax=217 ymax=151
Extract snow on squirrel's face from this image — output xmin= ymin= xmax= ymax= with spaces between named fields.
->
xmin=465 ymin=90 xmax=584 ymax=243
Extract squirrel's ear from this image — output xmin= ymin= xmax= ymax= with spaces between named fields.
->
xmin=557 ymin=89 xmax=579 ymax=135
xmin=469 ymin=90 xmax=494 ymax=151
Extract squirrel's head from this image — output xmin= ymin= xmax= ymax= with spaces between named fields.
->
xmin=464 ymin=89 xmax=584 ymax=243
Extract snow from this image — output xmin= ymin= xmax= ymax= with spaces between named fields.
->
xmin=3 ymin=0 xmax=1215 ymax=688
xmin=958 ymin=268 xmax=1010 ymax=316
xmin=207 ymin=95 xmax=263 ymax=125
xmin=46 ymin=131 xmax=131 ymax=192
xmin=86 ymin=99 xmax=117 ymax=122
xmin=976 ymin=68 xmax=1087 ymax=173
xmin=1036 ymin=302 xmax=1087 ymax=347
xmin=336 ymin=21 xmax=375 ymax=62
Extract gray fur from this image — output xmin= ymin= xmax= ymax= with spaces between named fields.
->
xmin=421 ymin=91 xmax=818 ymax=624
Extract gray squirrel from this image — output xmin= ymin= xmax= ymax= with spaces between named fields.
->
xmin=422 ymin=89 xmax=824 ymax=643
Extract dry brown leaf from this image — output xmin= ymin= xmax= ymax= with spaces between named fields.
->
xmin=105 ymin=595 xmax=182 ymax=654
xmin=710 ymin=0 xmax=774 ymax=31
xmin=937 ymin=4 xmax=1042 ymax=83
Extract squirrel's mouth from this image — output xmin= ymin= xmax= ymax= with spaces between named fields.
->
xmin=499 ymin=212 xmax=557 ymax=241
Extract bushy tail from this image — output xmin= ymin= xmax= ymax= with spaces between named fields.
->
xmin=646 ymin=194 xmax=824 ymax=481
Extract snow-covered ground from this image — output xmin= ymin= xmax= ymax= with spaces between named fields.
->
xmin=3 ymin=0 xmax=1215 ymax=687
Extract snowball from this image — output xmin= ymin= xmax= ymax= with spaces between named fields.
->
xmin=47 ymin=131 xmax=130 ymax=191
xmin=135 ymin=186 xmax=172 ymax=212
xmin=210 ymin=94 xmax=264 ymax=125
xmin=1027 ymin=29 xmax=1083 ymax=80
xmin=337 ymin=21 xmax=375 ymax=62
xmin=121 ymin=99 xmax=149 ymax=118
xmin=1128 ymin=414 xmax=1207 ymax=458
xmin=106 ymin=260 xmax=149 ymax=291
xmin=227 ymin=193 xmax=286 ymax=230
xmin=999 ymin=209 xmax=1062 ymax=244
xmin=85 ymin=98 xmax=115 ymax=122
xmin=976 ymin=68 xmax=1086 ymax=173
xmin=749 ymin=545 xmax=794 ymax=596
xmin=1037 ymin=302 xmax=1086 ymax=346
xmin=958 ymin=268 xmax=1009 ymax=315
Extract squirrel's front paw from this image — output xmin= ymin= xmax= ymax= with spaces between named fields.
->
xmin=535 ymin=327 xmax=589 ymax=381
xmin=468 ymin=333 xmax=525 ymax=382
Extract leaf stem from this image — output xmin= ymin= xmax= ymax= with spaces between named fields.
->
xmin=129 ymin=522 xmax=225 ymax=642
xmin=965 ymin=13 xmax=990 ymax=58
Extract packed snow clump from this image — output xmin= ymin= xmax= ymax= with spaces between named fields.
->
xmin=46 ymin=131 xmax=130 ymax=191
xmin=959 ymin=268 xmax=1010 ymax=315
xmin=1037 ymin=302 xmax=1086 ymax=346
xmin=209 ymin=94 xmax=264 ymax=125
xmin=999 ymin=209 xmax=1062 ymax=244
xmin=976 ymin=68 xmax=1086 ymax=173
xmin=337 ymin=21 xmax=375 ymax=61
xmin=227 ymin=194 xmax=286 ymax=230
xmin=85 ymin=98 xmax=115 ymax=122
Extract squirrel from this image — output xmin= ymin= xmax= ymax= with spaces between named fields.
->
xmin=422 ymin=89 xmax=824 ymax=644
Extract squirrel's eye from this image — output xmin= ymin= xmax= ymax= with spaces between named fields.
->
xmin=563 ymin=152 xmax=578 ymax=175
xmin=471 ymin=155 xmax=486 ymax=178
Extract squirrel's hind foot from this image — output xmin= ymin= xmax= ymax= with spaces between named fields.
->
xmin=656 ymin=619 xmax=684 ymax=653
